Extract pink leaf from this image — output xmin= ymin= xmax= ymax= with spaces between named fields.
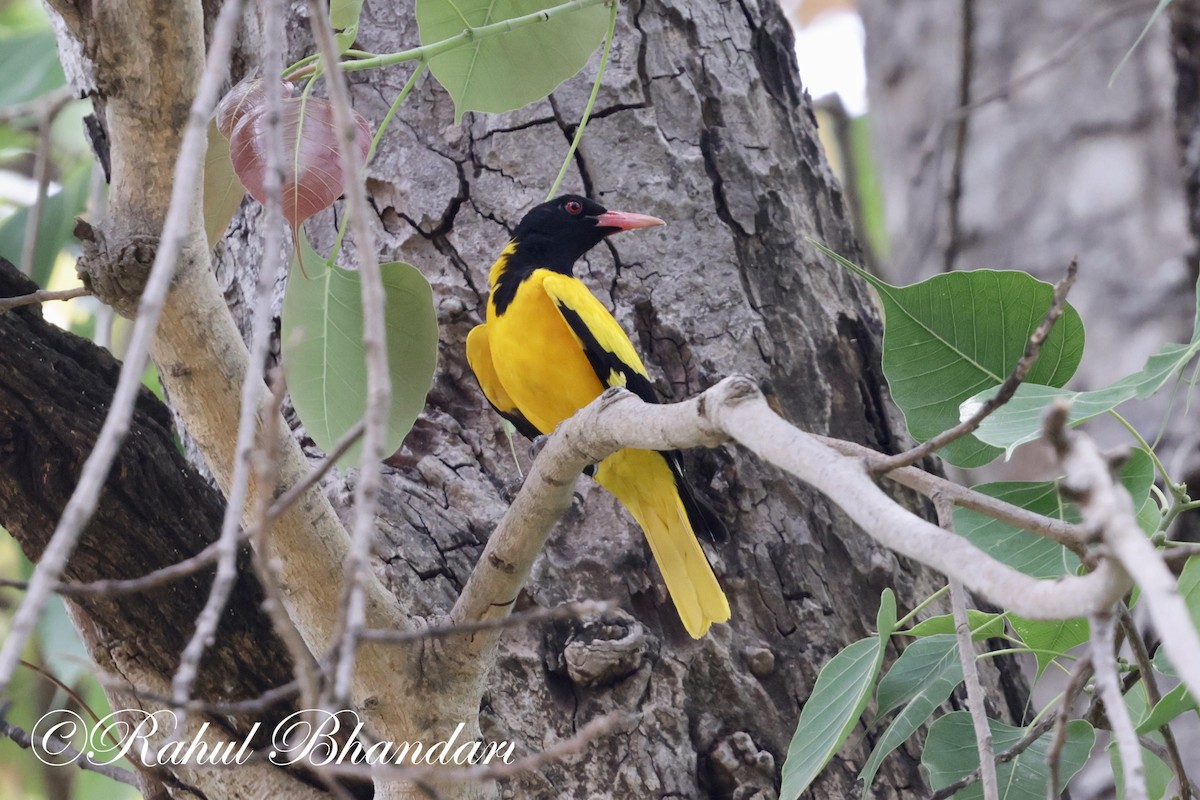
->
xmin=225 ymin=89 xmax=372 ymax=230
xmin=215 ymin=78 xmax=293 ymax=139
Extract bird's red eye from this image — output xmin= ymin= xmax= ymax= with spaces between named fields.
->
xmin=565 ymin=200 xmax=583 ymax=215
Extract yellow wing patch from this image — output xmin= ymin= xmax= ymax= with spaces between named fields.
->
xmin=540 ymin=272 xmax=651 ymax=387
xmin=466 ymin=323 xmax=518 ymax=416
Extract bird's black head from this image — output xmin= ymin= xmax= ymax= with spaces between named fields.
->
xmin=507 ymin=194 xmax=664 ymax=275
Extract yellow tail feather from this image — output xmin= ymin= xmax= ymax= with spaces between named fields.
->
xmin=595 ymin=449 xmax=730 ymax=638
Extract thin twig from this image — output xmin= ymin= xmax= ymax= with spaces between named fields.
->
xmin=935 ymin=494 xmax=998 ymax=800
xmin=872 ymin=257 xmax=1078 ymax=475
xmin=0 ymin=286 xmax=90 ymax=313
xmin=252 ymin=372 xmax=323 ymax=711
xmin=1092 ymin=611 xmax=1147 ymax=800
xmin=306 ymin=0 xmax=391 ymax=711
xmin=1047 ymin=654 xmax=1095 ymax=799
xmin=1118 ymin=607 xmax=1192 ymax=800
xmin=943 ymin=0 xmax=975 ymax=272
xmin=360 ymin=600 xmax=616 ymax=643
xmin=930 ymin=710 xmax=1060 ymax=800
xmin=0 ymin=0 xmax=247 ymax=698
xmin=817 ymin=435 xmax=1091 ymax=558
xmin=94 ymin=666 xmax=301 ymax=716
xmin=273 ymin=420 xmax=364 ymax=512
xmin=0 ymin=718 xmax=138 ymax=786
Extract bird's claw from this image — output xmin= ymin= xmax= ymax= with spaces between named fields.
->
xmin=528 ymin=434 xmax=549 ymax=461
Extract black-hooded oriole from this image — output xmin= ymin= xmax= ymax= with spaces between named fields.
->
xmin=466 ymin=194 xmax=731 ymax=638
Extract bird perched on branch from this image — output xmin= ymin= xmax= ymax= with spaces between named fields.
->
xmin=466 ymin=194 xmax=731 ymax=638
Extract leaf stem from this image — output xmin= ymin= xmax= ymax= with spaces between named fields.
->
xmin=546 ymin=0 xmax=618 ymax=199
xmin=339 ymin=0 xmax=609 ymax=73
xmin=1109 ymin=409 xmax=1184 ymax=502
xmin=894 ymin=584 xmax=950 ymax=630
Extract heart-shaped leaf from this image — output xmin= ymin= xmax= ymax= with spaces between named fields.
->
xmin=229 ymin=95 xmax=371 ymax=230
xmin=416 ymin=0 xmax=610 ymax=123
xmin=217 ymin=79 xmax=371 ymax=233
xmin=281 ymin=231 xmax=439 ymax=466
xmin=812 ymin=243 xmax=1085 ymax=468
xmin=923 ymin=713 xmax=1094 ymax=799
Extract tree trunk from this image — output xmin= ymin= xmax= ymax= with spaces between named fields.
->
xmin=5 ymin=0 xmax=1035 ymax=797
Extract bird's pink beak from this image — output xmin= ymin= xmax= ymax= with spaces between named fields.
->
xmin=595 ymin=210 xmax=665 ymax=233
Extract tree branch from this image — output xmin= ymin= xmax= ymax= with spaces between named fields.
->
xmin=445 ymin=376 xmax=1138 ymax=700
xmin=1091 ymin=611 xmax=1147 ymax=800
xmin=0 ymin=286 xmax=91 ymax=314
xmin=1044 ymin=401 xmax=1200 ymax=702
xmin=936 ymin=495 xmax=998 ymax=800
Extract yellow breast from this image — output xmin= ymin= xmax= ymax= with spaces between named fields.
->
xmin=486 ymin=269 xmax=608 ymax=434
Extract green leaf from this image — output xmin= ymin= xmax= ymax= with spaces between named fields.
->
xmin=876 ymin=635 xmax=962 ymax=718
xmin=901 ymin=611 xmax=1005 ymax=641
xmin=953 ymin=482 xmax=1080 ymax=579
xmin=1009 ymin=615 xmax=1088 ymax=679
xmin=1136 ymin=496 xmax=1161 ymax=535
xmin=1178 ymin=555 xmax=1200 ymax=629
xmin=861 ymin=635 xmax=963 ymax=790
xmin=1118 ymin=446 xmax=1156 ymax=503
xmin=0 ymin=159 xmax=93 ymax=286
xmin=281 ymin=230 xmax=438 ymax=466
xmin=780 ymin=590 xmax=896 ymax=800
xmin=813 ymin=244 xmax=1084 ymax=468
xmin=923 ymin=713 xmax=1094 ymax=800
xmin=969 ymin=343 xmax=1199 ymax=455
xmin=330 ymin=0 xmax=364 ymax=52
xmin=1136 ymin=682 xmax=1197 ymax=734
xmin=0 ymin=29 xmax=65 ymax=108
xmin=416 ymin=0 xmax=610 ymax=124
xmin=202 ymin=119 xmax=245 ymax=248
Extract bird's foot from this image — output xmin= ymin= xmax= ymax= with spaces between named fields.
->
xmin=528 ymin=434 xmax=549 ymax=461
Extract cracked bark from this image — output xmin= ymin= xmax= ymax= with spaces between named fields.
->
xmin=266 ymin=1 xmax=1020 ymax=796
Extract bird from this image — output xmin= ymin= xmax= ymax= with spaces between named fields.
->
xmin=466 ymin=194 xmax=731 ymax=638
